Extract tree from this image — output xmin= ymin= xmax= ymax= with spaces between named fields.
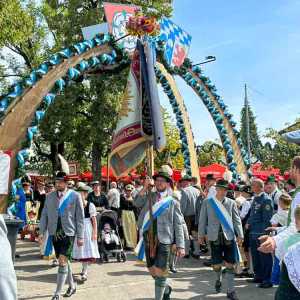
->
xmin=240 ymin=102 xmax=262 ymax=159
xmin=259 ymin=127 xmax=300 ymax=172
xmin=155 ymin=110 xmax=184 ymax=170
xmin=196 ymin=140 xmax=225 ymax=166
xmin=1 ymin=0 xmax=173 ymax=179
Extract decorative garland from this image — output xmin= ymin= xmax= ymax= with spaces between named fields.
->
xmin=1 ymin=34 xmax=250 ymax=202
xmin=155 ymin=67 xmax=192 ymax=175
xmin=156 ymin=43 xmax=249 ymax=180
xmin=0 ymin=33 xmax=129 ymax=200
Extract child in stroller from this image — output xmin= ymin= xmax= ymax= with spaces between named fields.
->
xmin=101 ymin=223 xmax=119 ymax=246
xmin=98 ymin=210 xmax=126 ymax=263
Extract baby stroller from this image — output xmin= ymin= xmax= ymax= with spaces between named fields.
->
xmin=97 ymin=210 xmax=127 ymax=263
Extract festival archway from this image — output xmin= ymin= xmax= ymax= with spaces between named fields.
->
xmin=0 ymin=33 xmax=249 ymax=211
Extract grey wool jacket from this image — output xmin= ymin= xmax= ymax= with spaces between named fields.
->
xmin=198 ymin=197 xmax=244 ymax=241
xmin=134 ymin=191 xmax=185 ymax=249
xmin=180 ymin=185 xmax=201 ymax=216
xmin=0 ymin=214 xmax=17 ymax=300
xmin=40 ymin=190 xmax=85 ymax=239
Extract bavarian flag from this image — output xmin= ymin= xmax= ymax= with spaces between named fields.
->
xmin=109 ymin=40 xmax=166 ymax=177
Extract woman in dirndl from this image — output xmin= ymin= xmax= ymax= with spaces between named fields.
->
xmin=275 ymin=240 xmax=300 ymax=300
xmin=72 ymin=183 xmax=99 ymax=282
xmin=119 ymin=184 xmax=138 ymax=249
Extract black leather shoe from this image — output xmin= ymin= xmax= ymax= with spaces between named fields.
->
xmin=215 ymin=280 xmax=222 ymax=293
xmin=63 ymin=286 xmax=76 ymax=297
xmin=227 ymin=291 xmax=239 ymax=300
xmin=203 ymin=260 xmax=212 ymax=267
xmin=258 ymin=282 xmax=273 ymax=288
xmin=169 ymin=267 xmax=177 ymax=273
xmin=247 ymin=278 xmax=262 ymax=284
xmin=163 ymin=285 xmax=172 ymax=300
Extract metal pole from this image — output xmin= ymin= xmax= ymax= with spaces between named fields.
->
xmin=106 ymin=151 xmax=110 ymax=192
xmin=244 ymin=84 xmax=251 ymax=163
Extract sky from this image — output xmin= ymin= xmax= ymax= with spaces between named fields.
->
xmin=159 ymin=0 xmax=300 ymax=145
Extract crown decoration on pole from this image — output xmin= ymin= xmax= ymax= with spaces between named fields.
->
xmin=126 ymin=9 xmax=160 ymax=37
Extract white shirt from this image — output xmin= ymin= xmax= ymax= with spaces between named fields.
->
xmin=270 ymin=210 xmax=289 ymax=226
xmin=269 ymin=188 xmax=282 ymax=207
xmin=207 ymin=185 xmax=216 ymax=199
xmin=240 ymin=199 xmax=252 ymax=220
xmin=274 ymin=190 xmax=300 ymax=259
xmin=107 ymin=188 xmax=120 ymax=209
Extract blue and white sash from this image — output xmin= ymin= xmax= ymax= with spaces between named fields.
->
xmin=135 ymin=195 xmax=173 ymax=261
xmin=208 ymin=197 xmax=242 ymax=263
xmin=44 ymin=190 xmax=74 ymax=256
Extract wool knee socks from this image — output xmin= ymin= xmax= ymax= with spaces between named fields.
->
xmin=54 ymin=265 xmax=68 ymax=296
xmin=155 ymin=277 xmax=167 ymax=300
xmin=225 ymin=268 xmax=235 ymax=293
xmin=66 ymin=262 xmax=75 ymax=289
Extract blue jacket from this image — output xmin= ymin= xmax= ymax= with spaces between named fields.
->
xmin=247 ymin=193 xmax=273 ymax=235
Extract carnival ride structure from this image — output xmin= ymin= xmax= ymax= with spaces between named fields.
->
xmin=0 ymin=28 xmax=250 ymax=211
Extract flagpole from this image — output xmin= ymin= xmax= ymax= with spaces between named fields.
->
xmin=244 ymin=83 xmax=251 ymax=164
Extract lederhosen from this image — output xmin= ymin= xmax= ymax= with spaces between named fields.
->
xmin=144 ymin=196 xmax=171 ymax=270
xmin=52 ymin=192 xmax=75 ymax=259
xmin=210 ymin=200 xmax=237 ymax=265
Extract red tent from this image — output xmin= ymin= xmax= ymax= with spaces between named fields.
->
xmin=199 ymin=163 xmax=226 ymax=182
xmin=251 ymin=163 xmax=283 ymax=181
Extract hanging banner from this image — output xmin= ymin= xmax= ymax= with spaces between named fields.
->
xmin=103 ymin=2 xmax=139 ymax=52
xmin=109 ymin=46 xmax=152 ymax=177
xmin=0 ymin=151 xmax=12 ymax=195
xmin=159 ymin=18 xmax=192 ymax=67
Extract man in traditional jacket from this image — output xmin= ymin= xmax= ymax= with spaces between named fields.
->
xmin=198 ymin=179 xmax=243 ymax=300
xmin=40 ymin=171 xmax=84 ymax=300
xmin=134 ymin=171 xmax=185 ymax=300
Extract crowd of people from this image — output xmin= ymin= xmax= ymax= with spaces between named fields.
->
xmin=3 ymin=155 xmax=300 ymax=300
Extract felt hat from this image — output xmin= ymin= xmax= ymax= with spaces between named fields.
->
xmin=21 ymin=175 xmax=31 ymax=185
xmin=216 ymin=179 xmax=229 ymax=189
xmin=125 ymin=184 xmax=134 ymax=191
xmin=206 ymin=173 xmax=216 ymax=181
xmin=266 ymin=175 xmax=277 ymax=183
xmin=241 ymin=185 xmax=253 ymax=196
xmin=67 ymin=180 xmax=75 ymax=186
xmin=90 ymin=180 xmax=100 ymax=186
xmin=286 ymin=178 xmax=296 ymax=187
xmin=76 ymin=183 xmax=90 ymax=192
xmin=179 ymin=174 xmax=192 ymax=182
xmin=55 ymin=171 xmax=67 ymax=181
xmin=153 ymin=171 xmax=172 ymax=183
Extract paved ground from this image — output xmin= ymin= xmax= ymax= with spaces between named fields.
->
xmin=16 ymin=240 xmax=275 ymax=300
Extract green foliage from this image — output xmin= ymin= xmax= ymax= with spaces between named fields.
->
xmin=155 ymin=109 xmax=184 ymax=170
xmin=240 ymin=104 xmax=262 ymax=159
xmin=196 ymin=140 xmax=225 ymax=166
xmin=0 ymin=0 xmax=174 ymax=179
xmin=259 ymin=127 xmax=300 ymax=172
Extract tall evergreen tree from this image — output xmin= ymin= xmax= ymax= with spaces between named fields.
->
xmin=240 ymin=87 xmax=262 ymax=160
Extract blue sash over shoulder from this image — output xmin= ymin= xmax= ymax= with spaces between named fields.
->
xmin=208 ymin=197 xmax=242 ymax=263
xmin=44 ymin=190 xmax=75 ymax=256
xmin=135 ymin=195 xmax=173 ymax=261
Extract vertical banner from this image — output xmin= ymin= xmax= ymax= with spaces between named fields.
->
xmin=109 ymin=47 xmax=152 ymax=177
xmin=103 ymin=2 xmax=139 ymax=52
xmin=159 ymin=18 xmax=192 ymax=67
xmin=0 ymin=151 xmax=12 ymax=195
